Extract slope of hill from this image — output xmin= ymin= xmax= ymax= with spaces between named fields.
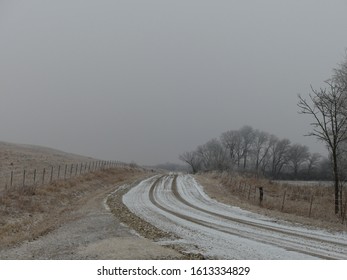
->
xmin=0 ymin=141 xmax=96 ymax=171
xmin=0 ymin=141 xmax=98 ymax=191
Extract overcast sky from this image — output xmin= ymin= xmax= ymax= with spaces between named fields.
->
xmin=1 ymin=0 xmax=347 ymax=165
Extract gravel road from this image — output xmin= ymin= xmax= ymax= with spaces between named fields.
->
xmin=2 ymin=172 xmax=346 ymax=260
xmin=123 ymin=174 xmax=347 ymax=259
xmin=0 ymin=179 xmax=182 ymax=259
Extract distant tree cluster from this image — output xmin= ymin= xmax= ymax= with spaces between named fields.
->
xmin=153 ymin=162 xmax=189 ymax=172
xmin=180 ymin=51 xmax=347 ymax=216
xmin=179 ymin=125 xmax=327 ymax=180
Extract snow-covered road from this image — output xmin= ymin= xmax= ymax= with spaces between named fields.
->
xmin=123 ymin=174 xmax=347 ymax=259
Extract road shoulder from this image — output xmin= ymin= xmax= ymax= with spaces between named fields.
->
xmin=0 ymin=169 xmax=182 ymax=259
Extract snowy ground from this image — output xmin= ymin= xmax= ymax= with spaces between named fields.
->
xmin=274 ymin=180 xmax=334 ymax=187
xmin=123 ymin=174 xmax=347 ymax=259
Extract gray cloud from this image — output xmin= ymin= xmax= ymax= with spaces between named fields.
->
xmin=1 ymin=0 xmax=347 ymax=165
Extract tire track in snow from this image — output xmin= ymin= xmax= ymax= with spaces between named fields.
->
xmin=124 ymin=174 xmax=347 ymax=259
xmin=171 ymin=175 xmax=347 ymax=259
xmin=155 ymin=176 xmax=346 ymax=259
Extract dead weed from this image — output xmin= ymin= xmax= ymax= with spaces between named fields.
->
xmin=0 ymin=167 xmax=148 ymax=249
xmin=196 ymin=171 xmax=347 ymax=232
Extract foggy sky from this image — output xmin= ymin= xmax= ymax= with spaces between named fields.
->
xmin=1 ymin=0 xmax=347 ymax=165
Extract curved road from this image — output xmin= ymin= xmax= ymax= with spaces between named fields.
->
xmin=123 ymin=174 xmax=347 ymax=259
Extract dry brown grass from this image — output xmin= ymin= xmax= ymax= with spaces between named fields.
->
xmin=0 ymin=141 xmax=96 ymax=193
xmin=0 ymin=141 xmax=153 ymax=249
xmin=196 ymin=171 xmax=347 ymax=232
xmin=0 ymin=166 xmax=150 ymax=249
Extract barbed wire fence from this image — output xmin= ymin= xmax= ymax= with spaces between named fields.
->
xmin=0 ymin=160 xmax=132 ymax=197
xmin=235 ymin=180 xmax=347 ymax=224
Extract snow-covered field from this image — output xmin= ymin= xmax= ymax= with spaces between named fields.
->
xmin=274 ymin=180 xmax=334 ymax=187
xmin=123 ymin=174 xmax=347 ymax=259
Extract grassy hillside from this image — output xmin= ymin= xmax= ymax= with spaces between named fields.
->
xmin=0 ymin=141 xmax=97 ymax=192
xmin=0 ymin=142 xmax=96 ymax=170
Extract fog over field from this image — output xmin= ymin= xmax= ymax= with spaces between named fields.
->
xmin=1 ymin=0 xmax=347 ymax=165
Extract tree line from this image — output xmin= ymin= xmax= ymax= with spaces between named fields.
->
xmin=180 ymin=52 xmax=347 ymax=216
xmin=179 ymin=125 xmax=327 ymax=180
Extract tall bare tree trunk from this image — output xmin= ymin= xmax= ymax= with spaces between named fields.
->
xmin=332 ymin=149 xmax=339 ymax=214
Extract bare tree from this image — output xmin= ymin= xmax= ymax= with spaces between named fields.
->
xmin=298 ymin=81 xmax=347 ymax=214
xmin=220 ymin=130 xmax=239 ymax=168
xmin=306 ymin=152 xmax=322 ymax=177
xmin=179 ymin=151 xmax=201 ymax=174
xmin=287 ymin=144 xmax=310 ymax=177
xmin=220 ymin=130 xmax=244 ymax=168
xmin=270 ymin=137 xmax=291 ymax=178
xmin=318 ymin=157 xmax=333 ymax=180
xmin=196 ymin=139 xmax=228 ymax=172
xmin=258 ymin=134 xmax=277 ymax=174
xmin=239 ymin=125 xmax=255 ymax=169
xmin=252 ymin=130 xmax=271 ymax=173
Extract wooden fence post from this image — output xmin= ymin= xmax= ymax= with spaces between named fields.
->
xmin=70 ymin=164 xmax=73 ymax=178
xmin=259 ymin=187 xmax=264 ymax=206
xmin=23 ymin=169 xmax=26 ymax=188
xmin=308 ymin=195 xmax=314 ymax=217
xmin=64 ymin=165 xmax=67 ymax=180
xmin=281 ymin=190 xmax=287 ymax=212
xmin=57 ymin=165 xmax=61 ymax=179
xmin=33 ymin=169 xmax=37 ymax=184
xmin=10 ymin=171 xmax=13 ymax=188
xmin=42 ymin=168 xmax=46 ymax=185
xmin=50 ymin=166 xmax=54 ymax=183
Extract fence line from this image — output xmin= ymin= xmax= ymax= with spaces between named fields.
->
xmin=235 ymin=181 xmax=347 ymax=223
xmin=0 ymin=160 xmax=131 ymax=196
